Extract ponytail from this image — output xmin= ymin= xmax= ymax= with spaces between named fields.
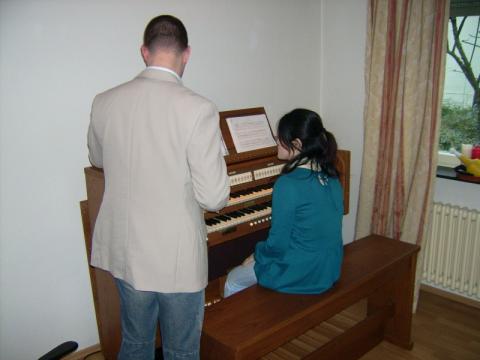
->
xmin=318 ymin=130 xmax=338 ymax=177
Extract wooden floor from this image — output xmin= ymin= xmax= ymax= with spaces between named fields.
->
xmin=361 ymin=290 xmax=480 ymax=360
xmin=263 ymin=290 xmax=480 ymax=360
xmin=82 ymin=290 xmax=480 ymax=360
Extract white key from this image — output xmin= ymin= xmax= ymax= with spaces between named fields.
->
xmin=206 ymin=207 xmax=271 ymax=233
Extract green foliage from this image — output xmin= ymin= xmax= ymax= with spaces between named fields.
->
xmin=439 ymin=102 xmax=479 ymax=151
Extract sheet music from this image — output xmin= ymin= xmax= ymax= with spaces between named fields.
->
xmin=226 ymin=114 xmax=276 ymax=153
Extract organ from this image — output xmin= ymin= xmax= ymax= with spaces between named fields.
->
xmin=81 ymin=107 xmax=350 ymax=359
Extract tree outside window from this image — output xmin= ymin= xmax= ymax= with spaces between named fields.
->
xmin=440 ymin=11 xmax=480 ymax=152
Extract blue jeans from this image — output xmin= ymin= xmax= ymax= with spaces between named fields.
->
xmin=115 ymin=278 xmax=204 ymax=360
xmin=224 ymin=261 xmax=258 ymax=297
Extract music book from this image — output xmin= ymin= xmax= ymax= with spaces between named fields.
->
xmin=225 ymin=113 xmax=276 ymax=153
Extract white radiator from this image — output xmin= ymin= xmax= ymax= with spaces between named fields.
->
xmin=422 ymin=202 xmax=480 ymax=301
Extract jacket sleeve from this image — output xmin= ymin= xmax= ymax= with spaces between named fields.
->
xmin=255 ymin=177 xmax=296 ymax=260
xmin=87 ymin=96 xmax=103 ymax=168
xmin=187 ymin=102 xmax=230 ymax=211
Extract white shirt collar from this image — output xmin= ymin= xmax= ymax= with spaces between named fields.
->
xmin=298 ymin=161 xmax=322 ymax=171
xmin=147 ymin=66 xmax=182 ymax=82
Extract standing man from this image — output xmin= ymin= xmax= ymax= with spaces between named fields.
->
xmin=87 ymin=15 xmax=230 ymax=360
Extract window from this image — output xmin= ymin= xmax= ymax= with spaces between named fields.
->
xmin=438 ymin=0 xmax=480 ymax=167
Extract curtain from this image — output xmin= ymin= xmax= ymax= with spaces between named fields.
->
xmin=355 ymin=0 xmax=450 ymax=308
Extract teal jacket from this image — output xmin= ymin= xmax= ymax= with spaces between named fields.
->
xmin=254 ymin=167 xmax=343 ymax=294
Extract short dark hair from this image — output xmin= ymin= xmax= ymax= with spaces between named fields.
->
xmin=277 ymin=109 xmax=339 ymax=177
xmin=143 ymin=15 xmax=188 ymax=53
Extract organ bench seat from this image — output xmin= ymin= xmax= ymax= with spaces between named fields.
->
xmin=201 ymin=235 xmax=420 ymax=359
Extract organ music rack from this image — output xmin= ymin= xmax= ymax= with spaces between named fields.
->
xmin=81 ymin=107 xmax=350 ymax=359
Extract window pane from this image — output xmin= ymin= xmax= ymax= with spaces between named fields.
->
xmin=439 ymin=15 xmax=480 ymax=155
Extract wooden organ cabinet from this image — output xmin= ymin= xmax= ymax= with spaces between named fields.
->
xmin=81 ymin=107 xmax=350 ymax=359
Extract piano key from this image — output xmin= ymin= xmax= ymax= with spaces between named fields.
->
xmin=227 ymin=183 xmax=273 ymax=206
xmin=206 ymin=202 xmax=272 ymax=234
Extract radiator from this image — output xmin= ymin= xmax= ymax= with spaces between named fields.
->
xmin=422 ymin=202 xmax=480 ymax=301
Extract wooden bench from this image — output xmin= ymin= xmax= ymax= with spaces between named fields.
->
xmin=201 ymin=234 xmax=420 ymax=359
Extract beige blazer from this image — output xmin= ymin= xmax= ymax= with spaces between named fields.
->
xmin=88 ymin=68 xmax=230 ymax=292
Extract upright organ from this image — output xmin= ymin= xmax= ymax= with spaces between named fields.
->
xmin=81 ymin=107 xmax=350 ymax=359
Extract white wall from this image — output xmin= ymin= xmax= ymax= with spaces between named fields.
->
xmin=0 ymin=0 xmax=323 ymax=358
xmin=320 ymin=0 xmax=368 ymax=244
xmin=434 ymin=178 xmax=480 ymax=210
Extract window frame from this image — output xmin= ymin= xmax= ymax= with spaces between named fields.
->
xmin=437 ymin=1 xmax=479 ymax=172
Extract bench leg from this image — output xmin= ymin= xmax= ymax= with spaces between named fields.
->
xmin=367 ymin=254 xmax=417 ymax=350
xmin=303 ymin=304 xmax=393 ymax=360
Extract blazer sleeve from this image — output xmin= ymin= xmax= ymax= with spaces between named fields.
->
xmin=187 ymin=102 xmax=230 ymax=211
xmin=87 ymin=96 xmax=103 ymax=168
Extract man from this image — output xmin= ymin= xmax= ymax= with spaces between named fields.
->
xmin=87 ymin=15 xmax=229 ymax=360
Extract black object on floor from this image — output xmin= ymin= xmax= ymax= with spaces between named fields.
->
xmin=38 ymin=341 xmax=78 ymax=360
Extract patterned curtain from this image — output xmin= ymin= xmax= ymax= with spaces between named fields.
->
xmin=355 ymin=0 xmax=450 ymax=306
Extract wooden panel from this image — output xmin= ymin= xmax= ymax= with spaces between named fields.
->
xmin=208 ymin=229 xmax=268 ymax=281
xmin=84 ymin=167 xmax=104 ymax=241
xmin=337 ymin=150 xmax=350 ymax=214
xmin=80 ymin=200 xmax=121 ymax=360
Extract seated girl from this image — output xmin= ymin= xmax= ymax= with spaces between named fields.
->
xmin=224 ymin=108 xmax=344 ymax=297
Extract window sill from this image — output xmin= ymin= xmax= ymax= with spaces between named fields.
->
xmin=436 ymin=166 xmax=480 ymax=185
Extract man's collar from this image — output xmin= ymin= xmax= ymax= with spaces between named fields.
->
xmin=146 ymin=66 xmax=182 ymax=83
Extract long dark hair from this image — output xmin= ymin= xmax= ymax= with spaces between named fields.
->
xmin=277 ymin=109 xmax=339 ymax=177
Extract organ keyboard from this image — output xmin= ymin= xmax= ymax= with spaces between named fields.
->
xmin=203 ymin=108 xmax=283 ymax=248
xmin=227 ymin=183 xmax=273 ymax=206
